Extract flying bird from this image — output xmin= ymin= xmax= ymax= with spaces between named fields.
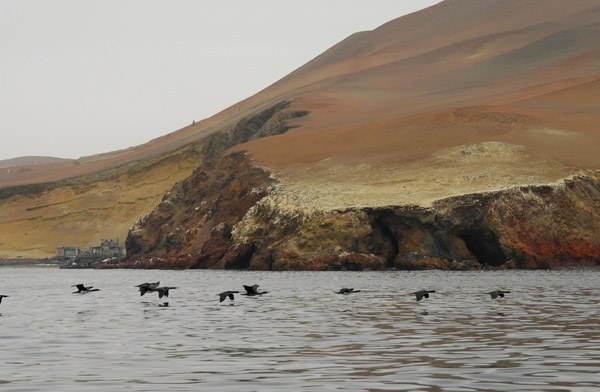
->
xmin=488 ymin=290 xmax=510 ymax=299
xmin=242 ymin=284 xmax=268 ymax=296
xmin=156 ymin=286 xmax=177 ymax=299
xmin=0 ymin=294 xmax=8 ymax=304
xmin=218 ymin=291 xmax=240 ymax=302
xmin=135 ymin=281 xmax=160 ymax=296
xmin=411 ymin=290 xmax=436 ymax=301
xmin=72 ymin=284 xmax=100 ymax=293
xmin=336 ymin=288 xmax=361 ymax=294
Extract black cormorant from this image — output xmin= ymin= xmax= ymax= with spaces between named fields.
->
xmin=411 ymin=289 xmax=436 ymax=301
xmin=156 ymin=286 xmax=177 ymax=299
xmin=135 ymin=281 xmax=160 ymax=296
xmin=488 ymin=290 xmax=510 ymax=299
xmin=242 ymin=284 xmax=268 ymax=296
xmin=336 ymin=288 xmax=361 ymax=294
xmin=72 ymin=284 xmax=100 ymax=293
xmin=218 ymin=291 xmax=239 ymax=302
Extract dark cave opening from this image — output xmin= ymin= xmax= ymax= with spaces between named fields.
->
xmin=224 ymin=243 xmax=256 ymax=269
xmin=371 ymin=216 xmax=400 ymax=266
xmin=459 ymin=229 xmax=506 ymax=267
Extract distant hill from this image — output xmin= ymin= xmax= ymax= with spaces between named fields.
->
xmin=0 ymin=156 xmax=72 ymax=169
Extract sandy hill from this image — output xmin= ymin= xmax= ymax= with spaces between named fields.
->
xmin=1 ymin=0 xmax=599 ymax=260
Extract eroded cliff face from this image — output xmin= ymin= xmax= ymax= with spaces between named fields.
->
xmin=123 ymin=143 xmax=600 ymax=270
xmin=122 ymin=101 xmax=308 ymax=268
xmin=225 ymin=172 xmax=600 ymax=270
xmin=125 ymin=152 xmax=274 ymax=263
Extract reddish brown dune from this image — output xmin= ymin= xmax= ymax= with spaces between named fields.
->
xmin=4 ymin=0 xmax=599 ymax=190
xmin=234 ymin=0 xmax=600 ymax=174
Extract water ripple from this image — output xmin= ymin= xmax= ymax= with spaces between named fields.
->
xmin=0 ymin=268 xmax=599 ymax=391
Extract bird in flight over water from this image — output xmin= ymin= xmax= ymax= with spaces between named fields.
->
xmin=218 ymin=291 xmax=240 ymax=302
xmin=488 ymin=290 xmax=510 ymax=299
xmin=336 ymin=288 xmax=361 ymax=294
xmin=156 ymin=286 xmax=177 ymax=299
xmin=411 ymin=290 xmax=436 ymax=301
xmin=242 ymin=284 xmax=268 ymax=296
xmin=135 ymin=281 xmax=160 ymax=296
xmin=72 ymin=284 xmax=100 ymax=293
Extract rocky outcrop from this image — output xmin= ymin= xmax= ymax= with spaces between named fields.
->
xmin=124 ymin=151 xmax=274 ymax=265
xmin=123 ymin=146 xmax=600 ymax=270
xmin=228 ymin=173 xmax=600 ymax=270
xmin=123 ymin=101 xmax=307 ymax=268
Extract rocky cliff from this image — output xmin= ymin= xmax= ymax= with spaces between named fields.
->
xmin=122 ymin=154 xmax=600 ymax=270
xmin=120 ymin=102 xmax=310 ymax=269
xmin=226 ymin=171 xmax=600 ymax=270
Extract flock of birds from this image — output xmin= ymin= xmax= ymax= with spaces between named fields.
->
xmin=0 ymin=285 xmax=510 ymax=309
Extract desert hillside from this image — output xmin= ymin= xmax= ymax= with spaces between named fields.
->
xmin=2 ymin=0 xmax=600 ymax=264
xmin=235 ymin=0 xmax=600 ymax=206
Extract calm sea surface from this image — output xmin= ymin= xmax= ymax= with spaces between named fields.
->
xmin=0 ymin=267 xmax=598 ymax=391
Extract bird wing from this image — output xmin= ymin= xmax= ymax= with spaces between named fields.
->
xmin=244 ymin=285 xmax=257 ymax=294
xmin=219 ymin=292 xmax=227 ymax=302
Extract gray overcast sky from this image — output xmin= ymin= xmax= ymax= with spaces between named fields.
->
xmin=0 ymin=1 xmax=440 ymax=160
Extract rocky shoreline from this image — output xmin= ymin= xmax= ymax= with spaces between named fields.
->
xmin=0 ymin=258 xmax=62 ymax=266
xmin=118 ymin=149 xmax=600 ymax=271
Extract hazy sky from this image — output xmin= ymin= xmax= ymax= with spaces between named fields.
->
xmin=1 ymin=1 xmax=440 ymax=160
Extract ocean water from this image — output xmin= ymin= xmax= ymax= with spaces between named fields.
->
xmin=0 ymin=267 xmax=598 ymax=391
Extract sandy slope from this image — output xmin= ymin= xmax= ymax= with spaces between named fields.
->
xmin=231 ymin=0 xmax=600 ymax=207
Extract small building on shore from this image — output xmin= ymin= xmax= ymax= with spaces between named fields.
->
xmin=55 ymin=246 xmax=84 ymax=258
xmin=56 ymin=238 xmax=126 ymax=258
xmin=90 ymin=238 xmax=126 ymax=258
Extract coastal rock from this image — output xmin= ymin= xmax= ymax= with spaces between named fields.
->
xmin=124 ymin=149 xmax=600 ymax=269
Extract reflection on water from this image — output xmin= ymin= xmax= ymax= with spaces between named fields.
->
xmin=0 ymin=268 xmax=599 ymax=391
